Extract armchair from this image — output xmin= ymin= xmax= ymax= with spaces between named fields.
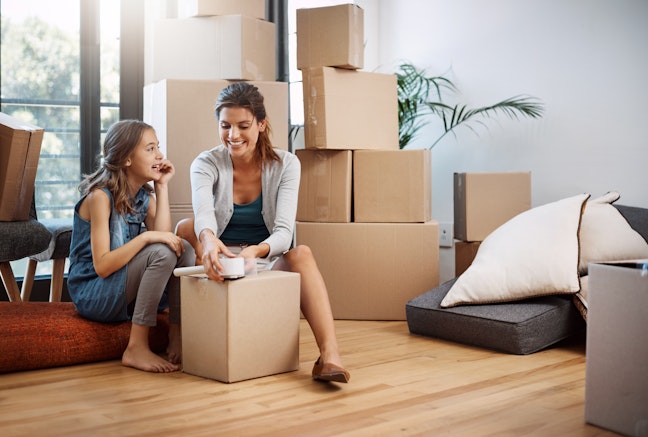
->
xmin=0 ymin=199 xmax=51 ymax=301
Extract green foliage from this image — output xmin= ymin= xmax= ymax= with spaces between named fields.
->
xmin=396 ymin=62 xmax=545 ymax=149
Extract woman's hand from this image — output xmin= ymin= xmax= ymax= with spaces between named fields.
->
xmin=143 ymin=231 xmax=185 ymax=257
xmin=239 ymin=243 xmax=269 ymax=260
xmin=200 ymin=232 xmax=235 ymax=282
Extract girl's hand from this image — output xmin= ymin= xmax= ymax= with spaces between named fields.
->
xmin=144 ymin=231 xmax=185 ymax=256
xmin=156 ymin=159 xmax=175 ymax=186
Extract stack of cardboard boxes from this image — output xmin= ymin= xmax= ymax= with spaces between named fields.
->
xmin=144 ymin=0 xmax=299 ymax=383
xmin=453 ymin=172 xmax=532 ymax=275
xmin=294 ymin=4 xmax=439 ymax=321
xmin=144 ymin=0 xmax=289 ymax=226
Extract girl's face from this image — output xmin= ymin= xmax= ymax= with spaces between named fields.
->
xmin=125 ymin=128 xmax=164 ymax=186
xmin=218 ymin=106 xmax=265 ymax=161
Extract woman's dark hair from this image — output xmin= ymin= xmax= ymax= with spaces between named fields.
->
xmin=78 ymin=119 xmax=154 ymax=215
xmin=215 ymin=82 xmax=279 ymax=164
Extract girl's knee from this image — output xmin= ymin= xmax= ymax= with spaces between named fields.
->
xmin=148 ymin=243 xmax=178 ymax=267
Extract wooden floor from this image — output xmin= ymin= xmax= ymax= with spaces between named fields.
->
xmin=0 ymin=320 xmax=617 ymax=436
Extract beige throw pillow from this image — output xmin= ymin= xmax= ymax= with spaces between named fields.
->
xmin=441 ymin=193 xmax=589 ymax=308
xmin=578 ymin=192 xmax=648 ymax=274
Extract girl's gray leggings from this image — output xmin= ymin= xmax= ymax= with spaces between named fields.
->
xmin=125 ymin=239 xmax=195 ymax=326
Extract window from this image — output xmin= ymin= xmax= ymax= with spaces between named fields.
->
xmin=1 ymin=0 xmax=141 ymax=282
xmin=1 ymin=0 xmax=121 ymax=220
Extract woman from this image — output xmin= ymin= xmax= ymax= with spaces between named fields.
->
xmin=177 ymin=82 xmax=350 ymax=383
xmin=67 ymin=120 xmax=195 ymax=373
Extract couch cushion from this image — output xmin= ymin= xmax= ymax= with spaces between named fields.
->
xmin=406 ymin=279 xmax=586 ymax=355
xmin=0 ymin=302 xmax=169 ymax=373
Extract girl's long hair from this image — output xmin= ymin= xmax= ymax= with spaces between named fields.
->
xmin=215 ymin=82 xmax=280 ymax=165
xmin=78 ymin=119 xmax=154 ymax=215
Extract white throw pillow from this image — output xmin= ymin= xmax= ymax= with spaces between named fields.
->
xmin=441 ymin=193 xmax=589 ymax=308
xmin=578 ymin=192 xmax=648 ymax=274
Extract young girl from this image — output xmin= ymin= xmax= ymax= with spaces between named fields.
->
xmin=177 ymin=82 xmax=350 ymax=383
xmin=67 ymin=120 xmax=195 ymax=373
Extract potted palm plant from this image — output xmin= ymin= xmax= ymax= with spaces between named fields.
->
xmin=396 ymin=62 xmax=545 ymax=149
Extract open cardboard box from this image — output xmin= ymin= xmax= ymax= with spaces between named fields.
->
xmin=0 ymin=112 xmax=44 ymax=221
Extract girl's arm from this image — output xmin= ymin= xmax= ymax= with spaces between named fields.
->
xmin=89 ymin=189 xmax=183 ymax=278
xmin=145 ymin=159 xmax=174 ymax=233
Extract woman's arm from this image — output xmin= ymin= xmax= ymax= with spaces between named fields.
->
xmin=262 ymin=153 xmax=301 ymax=258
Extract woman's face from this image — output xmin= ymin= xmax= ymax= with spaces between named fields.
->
xmin=218 ymin=106 xmax=265 ymax=161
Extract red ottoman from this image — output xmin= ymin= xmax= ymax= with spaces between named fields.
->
xmin=0 ymin=302 xmax=169 ymax=373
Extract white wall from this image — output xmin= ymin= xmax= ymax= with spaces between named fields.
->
xmin=372 ymin=0 xmax=648 ymax=223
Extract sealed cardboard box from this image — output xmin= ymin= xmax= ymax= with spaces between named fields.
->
xmin=148 ymin=16 xmax=275 ymax=83
xmin=296 ymin=221 xmax=439 ymax=320
xmin=178 ymin=0 xmax=265 ymax=19
xmin=181 ymin=270 xmax=301 ymax=383
xmin=297 ymin=4 xmax=364 ymax=70
xmin=354 ymin=149 xmax=431 ymax=223
xmin=454 ymin=172 xmax=531 ymax=242
xmin=143 ymin=79 xmax=288 ymax=226
xmin=0 ymin=112 xmax=44 ymax=221
xmin=302 ymin=67 xmax=398 ymax=150
xmin=455 ymin=241 xmax=481 ymax=277
xmin=296 ymin=149 xmax=352 ymax=223
xmin=585 ymin=261 xmax=648 ymax=437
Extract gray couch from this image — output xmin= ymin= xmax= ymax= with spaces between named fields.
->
xmin=406 ymin=204 xmax=648 ymax=354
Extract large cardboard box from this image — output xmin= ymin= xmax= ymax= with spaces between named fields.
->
xmin=454 ymin=172 xmax=531 ymax=242
xmin=143 ymin=79 xmax=288 ymax=226
xmin=148 ymin=16 xmax=275 ymax=84
xmin=178 ymin=0 xmax=265 ymax=19
xmin=585 ymin=261 xmax=648 ymax=436
xmin=296 ymin=222 xmax=439 ymax=320
xmin=302 ymin=67 xmax=398 ymax=150
xmin=354 ymin=149 xmax=431 ymax=223
xmin=455 ymin=241 xmax=481 ymax=277
xmin=181 ymin=270 xmax=301 ymax=383
xmin=0 ymin=112 xmax=44 ymax=221
xmin=296 ymin=4 xmax=364 ymax=70
xmin=296 ymin=149 xmax=352 ymax=223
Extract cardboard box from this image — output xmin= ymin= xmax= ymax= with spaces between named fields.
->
xmin=455 ymin=241 xmax=481 ymax=277
xmin=178 ymin=0 xmax=265 ymax=19
xmin=585 ymin=261 xmax=648 ymax=437
xmin=297 ymin=4 xmax=364 ymax=70
xmin=143 ymin=79 xmax=288 ymax=226
xmin=181 ymin=270 xmax=301 ymax=383
xmin=148 ymin=16 xmax=275 ymax=83
xmin=454 ymin=172 xmax=531 ymax=242
xmin=354 ymin=149 xmax=431 ymax=223
xmin=301 ymin=67 xmax=399 ymax=150
xmin=0 ymin=112 xmax=44 ymax=221
xmin=296 ymin=149 xmax=352 ymax=223
xmin=296 ymin=222 xmax=439 ymax=320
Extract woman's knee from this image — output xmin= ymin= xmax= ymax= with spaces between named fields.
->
xmin=285 ymin=244 xmax=315 ymax=266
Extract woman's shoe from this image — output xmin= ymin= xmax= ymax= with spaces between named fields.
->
xmin=312 ymin=357 xmax=350 ymax=383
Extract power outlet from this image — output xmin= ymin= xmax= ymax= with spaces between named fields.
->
xmin=439 ymin=222 xmax=453 ymax=248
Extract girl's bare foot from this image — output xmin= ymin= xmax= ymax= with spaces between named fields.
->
xmin=167 ymin=323 xmax=182 ymax=365
xmin=122 ymin=344 xmax=179 ymax=373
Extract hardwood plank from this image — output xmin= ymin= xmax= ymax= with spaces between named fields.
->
xmin=0 ymin=320 xmax=617 ymax=436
